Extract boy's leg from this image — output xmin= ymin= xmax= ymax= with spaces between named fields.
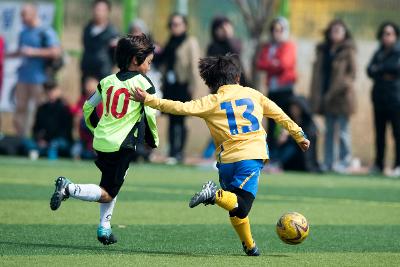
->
xmin=99 ymin=196 xmax=117 ymax=229
xmin=50 ymin=149 xmax=133 ymax=245
xmin=217 ymin=160 xmax=262 ymax=255
xmin=94 ymin=149 xmax=133 ymax=245
xmin=97 ymin=196 xmax=118 ymax=245
xmin=50 ymin=177 xmax=105 ymax=210
xmin=68 ymin=183 xmax=103 ymax=201
xmin=215 ymin=188 xmax=257 ymax=253
xmin=189 ymin=160 xmax=262 ymax=255
xmin=189 ymin=182 xmax=259 ymax=255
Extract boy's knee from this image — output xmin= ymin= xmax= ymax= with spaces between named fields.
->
xmin=229 ymin=188 xmax=255 ymax=219
xmin=99 ymin=188 xmax=114 ymax=203
xmin=230 ymin=203 xmax=251 ymax=219
xmin=98 ymin=182 xmax=121 ymax=201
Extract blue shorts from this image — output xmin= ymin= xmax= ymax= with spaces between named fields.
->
xmin=216 ymin=159 xmax=264 ymax=197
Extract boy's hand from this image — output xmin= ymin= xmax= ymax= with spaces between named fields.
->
xmin=298 ymin=139 xmax=310 ymax=152
xmin=130 ymin=87 xmax=147 ymax=103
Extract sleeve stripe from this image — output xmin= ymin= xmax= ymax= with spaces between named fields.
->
xmin=141 ymin=74 xmax=156 ymax=94
xmin=142 ymin=74 xmax=155 ymax=88
xmin=87 ymin=90 xmax=102 ymax=106
xmin=134 ymin=74 xmax=156 ymax=95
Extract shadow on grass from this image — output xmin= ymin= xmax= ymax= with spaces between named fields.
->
xmin=0 ymin=240 xmax=217 ymax=257
xmin=1 ymin=224 xmax=399 ymax=256
xmin=0 ymin=240 xmax=291 ymax=258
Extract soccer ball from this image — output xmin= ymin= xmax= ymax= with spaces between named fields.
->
xmin=276 ymin=212 xmax=309 ymax=245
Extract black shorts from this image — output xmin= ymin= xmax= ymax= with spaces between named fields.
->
xmin=95 ymin=149 xmax=135 ymax=198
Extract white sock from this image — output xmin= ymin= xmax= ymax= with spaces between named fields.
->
xmin=68 ymin=184 xmax=101 ymax=202
xmin=99 ymin=197 xmax=117 ymax=229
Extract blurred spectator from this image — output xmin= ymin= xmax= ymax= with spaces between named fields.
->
xmin=129 ymin=19 xmax=150 ymax=39
xmin=81 ymin=0 xmax=118 ymax=89
xmin=128 ymin=18 xmax=162 ymax=162
xmin=367 ymin=22 xmax=400 ymax=176
xmin=273 ymin=96 xmax=321 ymax=172
xmin=128 ymin=19 xmax=163 ymax=97
xmin=203 ymin=16 xmax=245 ymax=159
xmin=0 ymin=35 xmax=4 ymax=93
xmin=310 ymin=19 xmax=356 ymax=173
xmin=0 ymin=36 xmax=4 ymax=133
xmin=155 ymin=13 xmax=201 ymax=164
xmin=256 ymin=17 xmax=297 ymax=157
xmin=70 ymin=77 xmax=102 ymax=160
xmin=207 ymin=16 xmax=242 ymax=61
xmin=24 ymin=81 xmax=73 ymax=160
xmin=7 ymin=3 xmax=61 ymax=137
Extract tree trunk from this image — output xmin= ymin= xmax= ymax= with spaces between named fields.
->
xmin=234 ymin=0 xmax=276 ymax=92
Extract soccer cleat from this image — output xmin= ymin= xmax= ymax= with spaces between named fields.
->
xmin=242 ymin=241 xmax=260 ymax=256
xmin=189 ymin=181 xmax=217 ymax=208
xmin=97 ymin=226 xmax=117 ymax=245
xmin=50 ymin=176 xmax=71 ymax=211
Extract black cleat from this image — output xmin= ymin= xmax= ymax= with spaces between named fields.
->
xmin=189 ymin=181 xmax=217 ymax=208
xmin=97 ymin=226 xmax=117 ymax=245
xmin=50 ymin=176 xmax=71 ymax=211
xmin=242 ymin=242 xmax=260 ymax=256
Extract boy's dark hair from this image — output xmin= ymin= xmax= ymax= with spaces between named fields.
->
xmin=92 ymin=0 xmax=111 ymax=10
xmin=199 ymin=54 xmax=242 ymax=92
xmin=376 ymin=21 xmax=400 ymax=41
xmin=115 ymin=34 xmax=155 ymax=71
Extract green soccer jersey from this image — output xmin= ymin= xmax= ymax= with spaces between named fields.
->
xmin=83 ymin=71 xmax=159 ymax=152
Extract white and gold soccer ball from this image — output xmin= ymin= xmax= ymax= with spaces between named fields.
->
xmin=276 ymin=212 xmax=309 ymax=245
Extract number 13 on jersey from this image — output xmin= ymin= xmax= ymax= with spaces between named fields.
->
xmin=220 ymin=98 xmax=260 ymax=135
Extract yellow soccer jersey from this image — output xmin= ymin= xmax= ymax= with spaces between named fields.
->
xmin=144 ymin=84 xmax=306 ymax=163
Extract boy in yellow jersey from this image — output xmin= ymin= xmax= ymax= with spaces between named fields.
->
xmin=133 ymin=54 xmax=310 ymax=256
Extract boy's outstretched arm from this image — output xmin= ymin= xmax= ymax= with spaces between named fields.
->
xmin=83 ymin=88 xmax=102 ymax=133
xmin=133 ymin=88 xmax=218 ymax=118
xmin=262 ymin=96 xmax=310 ymax=152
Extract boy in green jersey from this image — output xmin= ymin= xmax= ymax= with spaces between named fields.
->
xmin=49 ymin=34 xmax=159 ymax=245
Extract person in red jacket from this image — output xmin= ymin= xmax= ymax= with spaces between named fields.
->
xmin=70 ymin=76 xmax=103 ymax=160
xmin=256 ymin=17 xmax=297 ymax=156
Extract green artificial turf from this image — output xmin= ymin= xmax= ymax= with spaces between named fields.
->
xmin=0 ymin=157 xmax=399 ymax=266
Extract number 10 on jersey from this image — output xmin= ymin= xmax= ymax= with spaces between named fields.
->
xmin=105 ymin=86 xmax=130 ymax=119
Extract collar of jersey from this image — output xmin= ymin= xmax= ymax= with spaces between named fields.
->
xmin=217 ymin=84 xmax=241 ymax=94
xmin=116 ymin=70 xmax=141 ymax=81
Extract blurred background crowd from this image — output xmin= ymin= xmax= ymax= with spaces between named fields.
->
xmin=0 ymin=0 xmax=400 ymax=177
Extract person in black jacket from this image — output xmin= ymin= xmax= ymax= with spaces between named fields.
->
xmin=367 ymin=21 xmax=400 ymax=176
xmin=153 ymin=13 xmax=200 ymax=164
xmin=273 ymin=95 xmax=321 ymax=172
xmin=207 ymin=17 xmax=241 ymax=56
xmin=24 ymin=82 xmax=73 ymax=160
xmin=202 ymin=16 xmax=246 ymax=158
xmin=80 ymin=0 xmax=118 ymax=89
